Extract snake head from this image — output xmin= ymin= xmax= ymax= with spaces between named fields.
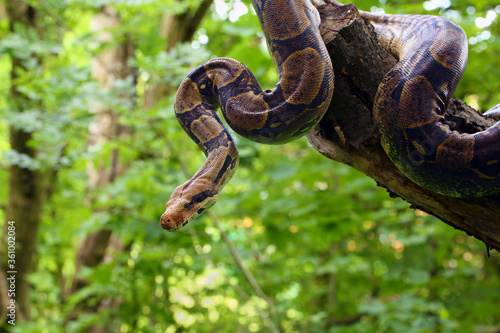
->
xmin=160 ymin=181 xmax=218 ymax=231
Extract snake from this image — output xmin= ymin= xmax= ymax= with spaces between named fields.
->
xmin=160 ymin=0 xmax=334 ymax=231
xmin=162 ymin=0 xmax=500 ymax=231
xmin=355 ymin=8 xmax=500 ymax=198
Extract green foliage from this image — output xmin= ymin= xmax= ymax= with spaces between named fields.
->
xmin=1 ymin=0 xmax=499 ymax=332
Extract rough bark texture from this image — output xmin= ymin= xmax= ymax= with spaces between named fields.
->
xmin=0 ymin=0 xmax=44 ymax=324
xmin=307 ymin=4 xmax=500 ymax=252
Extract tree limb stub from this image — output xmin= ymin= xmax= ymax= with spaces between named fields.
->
xmin=307 ymin=4 xmax=500 ymax=252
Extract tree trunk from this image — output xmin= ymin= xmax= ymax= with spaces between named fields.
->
xmin=68 ymin=1 xmax=215 ymax=329
xmin=0 ymin=2 xmax=5 ymax=18
xmin=143 ymin=0 xmax=213 ymax=109
xmin=307 ymin=3 xmax=500 ymax=252
xmin=0 ymin=0 xmax=44 ymax=325
xmin=67 ymin=5 xmax=134 ymax=331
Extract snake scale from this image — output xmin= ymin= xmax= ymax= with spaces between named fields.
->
xmin=161 ymin=0 xmax=500 ymax=231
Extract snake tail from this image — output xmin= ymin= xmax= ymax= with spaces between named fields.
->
xmin=161 ymin=0 xmax=334 ymax=231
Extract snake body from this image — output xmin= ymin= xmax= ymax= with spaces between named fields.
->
xmin=161 ymin=0 xmax=334 ymax=231
xmin=361 ymin=12 xmax=500 ymax=197
xmin=162 ymin=1 xmax=500 ymax=231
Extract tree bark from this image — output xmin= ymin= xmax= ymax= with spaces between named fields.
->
xmin=143 ymin=0 xmax=213 ymax=109
xmin=162 ymin=0 xmax=213 ymax=50
xmin=307 ymin=3 xmax=500 ymax=252
xmin=0 ymin=2 xmax=6 ymax=18
xmin=67 ymin=5 xmax=134 ymax=331
xmin=75 ymin=4 xmax=134 ymax=287
xmin=0 ymin=0 xmax=44 ymax=324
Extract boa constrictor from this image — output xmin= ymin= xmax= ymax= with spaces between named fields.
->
xmin=360 ymin=9 xmax=500 ymax=198
xmin=161 ymin=0 xmax=500 ymax=231
xmin=161 ymin=0 xmax=334 ymax=231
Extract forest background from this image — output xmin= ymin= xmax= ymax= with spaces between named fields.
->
xmin=0 ymin=0 xmax=499 ymax=332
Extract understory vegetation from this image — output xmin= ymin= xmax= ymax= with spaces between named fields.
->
xmin=0 ymin=0 xmax=499 ymax=332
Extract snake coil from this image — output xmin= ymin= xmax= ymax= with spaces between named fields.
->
xmin=162 ymin=1 xmax=500 ymax=231
xmin=361 ymin=11 xmax=500 ymax=197
xmin=161 ymin=0 xmax=334 ymax=231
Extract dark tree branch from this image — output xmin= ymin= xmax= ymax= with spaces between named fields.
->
xmin=307 ymin=4 xmax=500 ymax=252
xmin=182 ymin=0 xmax=213 ymax=42
xmin=165 ymin=0 xmax=213 ymax=50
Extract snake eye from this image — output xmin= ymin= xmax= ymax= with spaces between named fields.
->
xmin=184 ymin=203 xmax=192 ymax=210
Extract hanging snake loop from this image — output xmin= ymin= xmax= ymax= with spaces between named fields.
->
xmin=161 ymin=0 xmax=334 ymax=231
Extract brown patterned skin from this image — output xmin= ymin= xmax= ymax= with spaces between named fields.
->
xmin=161 ymin=0 xmax=334 ymax=231
xmin=360 ymin=11 xmax=500 ymax=197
